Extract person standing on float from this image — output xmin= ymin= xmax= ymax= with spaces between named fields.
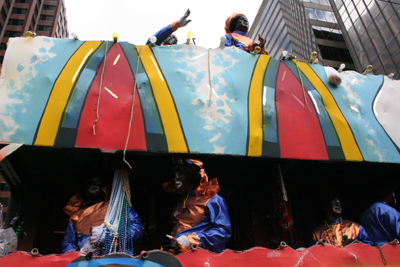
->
xmin=224 ymin=13 xmax=267 ymax=54
xmin=146 ymin=9 xmax=192 ymax=46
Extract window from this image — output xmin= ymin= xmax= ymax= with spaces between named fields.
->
xmin=4 ymin=31 xmax=21 ymax=37
xmin=318 ymin=45 xmax=354 ymax=63
xmin=1 ymin=7 xmax=6 ymax=21
xmin=0 ymin=43 xmax=7 ymax=51
xmin=37 ymin=25 xmax=50 ymax=32
xmin=312 ymin=26 xmax=345 ymax=42
xmin=8 ymin=19 xmax=24 ymax=26
xmin=42 ymin=5 xmax=56 ymax=11
xmin=39 ymin=15 xmax=54 ymax=21
xmin=12 ymin=8 xmax=28 ymax=15
xmin=15 ymin=0 xmax=31 ymax=3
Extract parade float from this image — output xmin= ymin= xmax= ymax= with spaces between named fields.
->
xmin=0 ymin=35 xmax=399 ymax=266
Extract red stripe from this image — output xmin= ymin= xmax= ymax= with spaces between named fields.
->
xmin=76 ymin=43 xmax=146 ymax=151
xmin=276 ymin=63 xmax=328 ymax=160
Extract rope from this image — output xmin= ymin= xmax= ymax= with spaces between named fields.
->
xmin=123 ymin=45 xmax=143 ymax=170
xmin=294 ymin=59 xmax=312 ymax=112
xmin=93 ymin=41 xmax=109 ymax=135
xmin=376 ymin=245 xmax=387 ymax=265
xmin=208 ymin=48 xmax=213 ymax=107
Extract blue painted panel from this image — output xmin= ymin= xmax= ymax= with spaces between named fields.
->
xmin=152 ymin=45 xmax=257 ymax=155
xmin=0 ymin=38 xmax=82 ymax=144
xmin=311 ymin=66 xmax=400 ymax=163
xmin=120 ymin=42 xmax=164 ymax=135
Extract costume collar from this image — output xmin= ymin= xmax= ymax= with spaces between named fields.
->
xmin=233 ymin=30 xmax=248 ymax=37
xmin=63 ymin=186 xmax=110 ymax=217
xmin=326 ymin=217 xmax=342 ymax=225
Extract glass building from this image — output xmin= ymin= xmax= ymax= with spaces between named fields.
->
xmin=248 ymin=0 xmax=315 ymax=61
xmin=303 ymin=0 xmax=355 ymax=69
xmin=329 ymin=0 xmax=400 ymax=79
xmin=249 ymin=0 xmax=355 ymax=69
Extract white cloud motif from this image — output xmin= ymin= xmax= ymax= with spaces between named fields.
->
xmin=0 ymin=37 xmax=57 ymax=142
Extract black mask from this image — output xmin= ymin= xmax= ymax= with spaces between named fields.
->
xmin=163 ymin=34 xmax=178 ymax=45
xmin=235 ymin=16 xmax=249 ymax=32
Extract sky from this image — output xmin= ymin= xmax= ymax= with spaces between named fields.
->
xmin=65 ymin=0 xmax=262 ymax=49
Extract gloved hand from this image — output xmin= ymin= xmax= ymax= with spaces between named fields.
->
xmin=80 ymin=239 xmax=96 ymax=254
xmin=178 ymin=9 xmax=192 ymax=27
xmin=90 ymin=226 xmax=105 ymax=245
xmin=176 ymin=235 xmax=190 ymax=249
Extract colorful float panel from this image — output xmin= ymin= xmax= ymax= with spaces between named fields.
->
xmin=1 ymin=244 xmax=400 ymax=267
xmin=1 ymin=37 xmax=400 ymax=163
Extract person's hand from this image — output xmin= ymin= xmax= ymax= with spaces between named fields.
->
xmin=80 ymin=240 xmax=96 ymax=254
xmin=176 ymin=235 xmax=190 ymax=249
xmin=90 ymin=226 xmax=105 ymax=245
xmin=342 ymin=238 xmax=354 ymax=246
xmin=179 ymin=9 xmax=192 ymax=27
xmin=258 ymin=34 xmax=266 ymax=48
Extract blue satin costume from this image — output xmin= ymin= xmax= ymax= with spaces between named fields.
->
xmin=173 ymin=193 xmax=232 ymax=253
xmin=224 ymin=30 xmax=248 ymax=51
xmin=61 ymin=205 xmax=144 ymax=254
xmin=146 ymin=25 xmax=174 ymax=45
xmin=360 ymin=201 xmax=400 ymax=246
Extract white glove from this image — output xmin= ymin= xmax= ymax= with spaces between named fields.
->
xmin=90 ymin=226 xmax=105 ymax=245
xmin=176 ymin=235 xmax=190 ymax=249
xmin=80 ymin=239 xmax=96 ymax=254
xmin=178 ymin=9 xmax=192 ymax=27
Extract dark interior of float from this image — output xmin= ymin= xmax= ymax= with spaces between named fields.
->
xmin=1 ymin=144 xmax=399 ymax=255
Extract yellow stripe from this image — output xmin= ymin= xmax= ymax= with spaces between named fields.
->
xmin=137 ymin=45 xmax=187 ymax=153
xmin=248 ymin=55 xmax=270 ymax=156
xmin=34 ymin=41 xmax=101 ymax=146
xmin=296 ymin=61 xmax=363 ymax=161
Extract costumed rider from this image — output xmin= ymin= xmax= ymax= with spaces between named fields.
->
xmin=163 ymin=159 xmax=232 ymax=253
xmin=224 ymin=13 xmax=267 ymax=54
xmin=311 ymin=196 xmax=373 ymax=247
xmin=146 ymin=9 xmax=192 ymax=46
xmin=360 ymin=185 xmax=400 ymax=246
xmin=61 ymin=176 xmax=144 ymax=254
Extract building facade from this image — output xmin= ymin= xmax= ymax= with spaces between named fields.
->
xmin=0 ymin=0 xmax=68 ymax=64
xmin=329 ymin=0 xmax=400 ymax=78
xmin=249 ymin=0 xmax=355 ymax=69
xmin=249 ymin=0 xmax=315 ymax=62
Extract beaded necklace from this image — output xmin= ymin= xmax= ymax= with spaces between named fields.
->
xmin=97 ymin=170 xmax=134 ymax=256
xmin=324 ymin=218 xmax=345 ymax=247
xmin=174 ymin=191 xmax=200 ymax=217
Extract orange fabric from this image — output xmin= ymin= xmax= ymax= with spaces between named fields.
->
xmin=63 ymin=194 xmax=84 ymax=217
xmin=70 ymin=201 xmax=109 ymax=235
xmin=224 ymin=13 xmax=256 ymax=52
xmin=170 ymin=21 xmax=180 ymax=32
xmin=312 ymin=220 xmax=361 ymax=247
xmin=171 ymin=195 xmax=210 ymax=236
xmin=63 ymin=186 xmax=110 ymax=235
xmin=224 ymin=13 xmax=245 ymax=35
